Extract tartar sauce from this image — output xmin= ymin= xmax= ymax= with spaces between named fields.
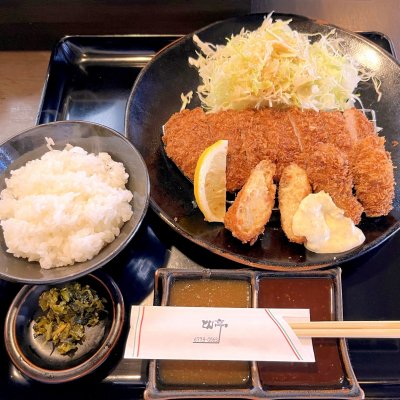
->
xmin=292 ymin=191 xmax=365 ymax=253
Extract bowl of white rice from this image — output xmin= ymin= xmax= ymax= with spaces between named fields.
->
xmin=0 ymin=121 xmax=149 ymax=284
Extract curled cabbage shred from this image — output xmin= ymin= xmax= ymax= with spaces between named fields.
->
xmin=188 ymin=14 xmax=376 ymax=112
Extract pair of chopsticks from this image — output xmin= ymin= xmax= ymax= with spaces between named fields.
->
xmin=289 ymin=321 xmax=400 ymax=338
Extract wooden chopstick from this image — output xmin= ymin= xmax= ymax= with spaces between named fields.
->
xmin=289 ymin=321 xmax=400 ymax=338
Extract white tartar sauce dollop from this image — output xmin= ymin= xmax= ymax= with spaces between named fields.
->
xmin=292 ymin=191 xmax=365 ymax=253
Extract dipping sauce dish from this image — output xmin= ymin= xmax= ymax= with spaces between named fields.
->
xmin=158 ymin=278 xmax=252 ymax=388
xmin=258 ymin=277 xmax=346 ymax=390
xmin=145 ymin=268 xmax=364 ymax=399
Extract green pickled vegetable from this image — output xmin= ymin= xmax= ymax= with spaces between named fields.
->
xmin=33 ymin=282 xmax=107 ymax=356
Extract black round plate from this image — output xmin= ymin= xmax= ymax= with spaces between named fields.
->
xmin=125 ymin=13 xmax=400 ymax=271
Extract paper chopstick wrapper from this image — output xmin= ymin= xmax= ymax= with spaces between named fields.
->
xmin=124 ymin=306 xmax=315 ymax=362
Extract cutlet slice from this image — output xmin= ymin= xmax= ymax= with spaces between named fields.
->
xmin=270 ymin=109 xmax=303 ymax=179
xmin=343 ymin=108 xmax=376 ymax=142
xmin=163 ymin=108 xmax=217 ymax=182
xmin=208 ymin=109 xmax=254 ymax=192
xmin=351 ymin=135 xmax=395 ymax=217
xmin=241 ymin=109 xmax=279 ymax=175
xmin=224 ymin=159 xmax=276 ymax=245
xmin=318 ymin=110 xmax=353 ymax=155
xmin=288 ymin=107 xmax=356 ymax=159
xmin=305 ymin=142 xmax=364 ymax=224
xmin=278 ymin=164 xmax=312 ymax=244
xmin=163 ymin=107 xmax=254 ymax=192
xmin=288 ymin=108 xmax=329 ymax=153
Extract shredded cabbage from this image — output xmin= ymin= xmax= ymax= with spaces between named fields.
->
xmin=180 ymin=90 xmax=193 ymax=111
xmin=189 ymin=14 xmax=376 ymax=112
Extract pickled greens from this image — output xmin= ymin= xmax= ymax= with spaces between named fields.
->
xmin=189 ymin=14 xmax=376 ymax=112
xmin=33 ymin=282 xmax=107 ymax=356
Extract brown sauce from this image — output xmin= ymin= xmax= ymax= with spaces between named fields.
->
xmin=167 ymin=279 xmax=251 ymax=307
xmin=157 ymin=279 xmax=251 ymax=387
xmin=257 ymin=277 xmax=349 ymax=390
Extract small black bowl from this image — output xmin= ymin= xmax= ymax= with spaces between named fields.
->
xmin=4 ymin=272 xmax=124 ymax=383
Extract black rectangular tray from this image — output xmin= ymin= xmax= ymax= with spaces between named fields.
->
xmin=1 ymin=33 xmax=400 ymax=399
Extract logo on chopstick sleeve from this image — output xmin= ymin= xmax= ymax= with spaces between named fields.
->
xmin=193 ymin=318 xmax=228 ymax=344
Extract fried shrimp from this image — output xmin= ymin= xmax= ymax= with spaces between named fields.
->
xmin=278 ymin=164 xmax=312 ymax=244
xmin=224 ymin=159 xmax=276 ymax=245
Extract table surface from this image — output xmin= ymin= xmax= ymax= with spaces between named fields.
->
xmin=0 ymin=51 xmax=50 ymax=140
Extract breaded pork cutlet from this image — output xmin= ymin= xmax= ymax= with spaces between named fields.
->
xmin=305 ymin=142 xmax=364 ymax=224
xmin=163 ymin=107 xmax=395 ymax=219
xmin=163 ymin=108 xmax=216 ymax=182
xmin=208 ymin=109 xmax=255 ymax=191
xmin=351 ymin=135 xmax=395 ymax=216
xmin=240 ymin=109 xmax=279 ymax=177
xmin=278 ymin=164 xmax=312 ymax=244
xmin=287 ymin=108 xmax=330 ymax=153
xmin=236 ymin=108 xmax=303 ymax=181
xmin=318 ymin=110 xmax=354 ymax=155
xmin=342 ymin=108 xmax=394 ymax=216
xmin=224 ymin=159 xmax=276 ymax=245
xmin=343 ymin=108 xmax=376 ymax=143
xmin=273 ymin=110 xmax=303 ymax=179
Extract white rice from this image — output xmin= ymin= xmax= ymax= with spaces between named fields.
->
xmin=0 ymin=143 xmax=133 ymax=269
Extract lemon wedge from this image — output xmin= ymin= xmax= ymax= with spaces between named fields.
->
xmin=194 ymin=140 xmax=228 ymax=222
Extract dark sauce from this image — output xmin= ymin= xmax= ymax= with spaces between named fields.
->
xmin=257 ymin=277 xmax=349 ymax=390
xmin=157 ymin=278 xmax=251 ymax=388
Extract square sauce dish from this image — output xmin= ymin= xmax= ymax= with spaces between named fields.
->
xmin=144 ymin=267 xmax=363 ymax=399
